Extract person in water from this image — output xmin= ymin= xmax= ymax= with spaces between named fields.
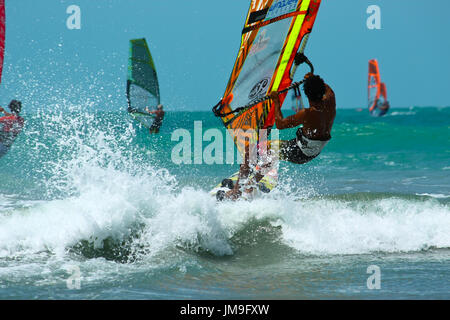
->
xmin=377 ymin=100 xmax=390 ymax=116
xmin=0 ymin=100 xmax=24 ymax=158
xmin=145 ymin=104 xmax=165 ymax=134
xmin=224 ymin=73 xmax=336 ymax=200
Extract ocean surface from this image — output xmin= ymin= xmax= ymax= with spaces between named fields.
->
xmin=0 ymin=107 xmax=449 ymax=299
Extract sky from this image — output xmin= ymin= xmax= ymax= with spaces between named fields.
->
xmin=1 ymin=0 xmax=449 ymax=111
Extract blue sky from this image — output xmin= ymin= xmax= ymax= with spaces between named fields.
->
xmin=1 ymin=0 xmax=449 ymax=111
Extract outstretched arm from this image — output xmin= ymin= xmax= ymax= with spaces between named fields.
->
xmin=145 ymin=107 xmax=157 ymax=115
xmin=271 ymin=91 xmax=306 ymax=130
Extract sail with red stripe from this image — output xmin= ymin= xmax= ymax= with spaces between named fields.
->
xmin=368 ymin=59 xmax=389 ymax=117
xmin=213 ymin=0 xmax=322 ymax=156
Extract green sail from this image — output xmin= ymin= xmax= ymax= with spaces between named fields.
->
xmin=127 ymin=38 xmax=160 ymax=128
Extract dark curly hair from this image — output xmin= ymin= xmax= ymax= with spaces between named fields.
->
xmin=9 ymin=100 xmax=22 ymax=114
xmin=303 ymin=75 xmax=325 ymax=102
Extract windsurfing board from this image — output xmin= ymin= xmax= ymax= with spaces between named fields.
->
xmin=210 ymin=165 xmax=278 ymax=201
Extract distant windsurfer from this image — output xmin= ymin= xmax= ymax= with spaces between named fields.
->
xmin=224 ymin=73 xmax=336 ymax=200
xmin=0 ymin=100 xmax=24 ymax=158
xmin=376 ymin=101 xmax=390 ymax=117
xmin=370 ymin=100 xmax=389 ymax=117
xmin=145 ymin=104 xmax=165 ymax=134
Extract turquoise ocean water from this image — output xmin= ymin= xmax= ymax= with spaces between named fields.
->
xmin=0 ymin=107 xmax=449 ymax=299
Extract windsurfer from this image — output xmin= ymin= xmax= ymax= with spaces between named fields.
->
xmin=270 ymin=73 xmax=336 ymax=164
xmin=224 ymin=73 xmax=335 ymax=200
xmin=379 ymin=101 xmax=389 ymax=110
xmin=0 ymin=100 xmax=24 ymax=158
xmin=376 ymin=101 xmax=389 ymax=116
xmin=145 ymin=104 xmax=165 ymax=134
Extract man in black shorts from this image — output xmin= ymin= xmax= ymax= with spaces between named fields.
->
xmin=224 ymin=73 xmax=336 ymax=200
xmin=270 ymin=72 xmax=336 ymax=164
xmin=145 ymin=104 xmax=165 ymax=134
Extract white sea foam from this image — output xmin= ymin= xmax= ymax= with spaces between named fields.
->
xmin=416 ymin=193 xmax=450 ymax=199
xmin=275 ymin=197 xmax=450 ymax=255
xmin=1 ymin=110 xmax=449 ymax=265
xmin=0 ymin=194 xmax=14 ymax=211
xmin=389 ymin=111 xmax=416 ymax=116
xmin=2 ymin=182 xmax=449 ymax=260
xmin=0 ymin=110 xmax=231 ymax=260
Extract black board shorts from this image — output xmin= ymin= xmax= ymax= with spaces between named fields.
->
xmin=278 ymin=139 xmax=317 ymax=164
xmin=149 ymin=119 xmax=162 ymax=133
xmin=149 ymin=125 xmax=160 ymax=133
